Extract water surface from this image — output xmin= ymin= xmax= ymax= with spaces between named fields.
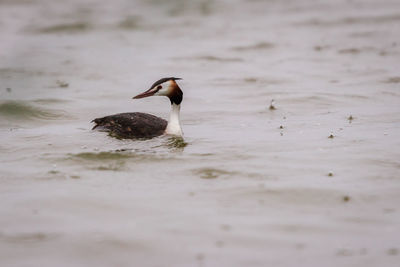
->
xmin=1 ymin=0 xmax=400 ymax=266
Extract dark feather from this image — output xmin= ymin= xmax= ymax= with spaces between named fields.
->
xmin=150 ymin=77 xmax=182 ymax=89
xmin=91 ymin=112 xmax=167 ymax=139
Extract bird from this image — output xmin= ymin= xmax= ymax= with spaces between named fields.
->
xmin=92 ymin=77 xmax=183 ymax=139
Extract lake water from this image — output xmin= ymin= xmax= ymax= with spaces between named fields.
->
xmin=1 ymin=0 xmax=400 ymax=266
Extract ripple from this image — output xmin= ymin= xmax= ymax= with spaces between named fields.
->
xmin=192 ymin=167 xmax=235 ymax=179
xmin=33 ymin=98 xmax=70 ymax=104
xmin=66 ymin=150 xmax=175 ymax=171
xmin=174 ymin=55 xmax=243 ymax=62
xmin=232 ymin=42 xmax=274 ymax=51
xmin=0 ymin=101 xmax=68 ymax=121
xmin=383 ymin=77 xmax=400 ymax=83
xmin=67 ymin=151 xmax=133 ymax=171
xmin=296 ymin=14 xmax=400 ymax=27
xmin=0 ymin=231 xmax=59 ymax=243
xmin=165 ymin=137 xmax=188 ymax=149
xmin=117 ymin=16 xmax=141 ymax=30
xmin=338 ymin=48 xmax=361 ymax=54
xmin=197 ymin=55 xmax=242 ymax=62
xmin=71 ymin=151 xmax=135 ymax=161
xmin=35 ymin=22 xmax=91 ymax=34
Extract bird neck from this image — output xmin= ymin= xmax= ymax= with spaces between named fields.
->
xmin=165 ymin=103 xmax=183 ymax=136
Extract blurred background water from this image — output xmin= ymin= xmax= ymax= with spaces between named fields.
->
xmin=1 ymin=0 xmax=400 ymax=266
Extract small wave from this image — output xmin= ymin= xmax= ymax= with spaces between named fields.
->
xmin=232 ymin=42 xmax=274 ymax=51
xmin=173 ymin=55 xmax=243 ymax=62
xmin=338 ymin=48 xmax=361 ymax=54
xmin=165 ymin=136 xmax=188 ymax=149
xmin=0 ymin=100 xmax=68 ymax=121
xmin=68 ymin=151 xmax=132 ymax=171
xmin=192 ymin=167 xmax=235 ymax=179
xmin=117 ymin=16 xmax=141 ymax=30
xmin=0 ymin=231 xmax=59 ymax=243
xmin=71 ymin=151 xmax=134 ymax=161
xmin=296 ymin=14 xmax=400 ymax=27
xmin=383 ymin=77 xmax=400 ymax=83
xmin=33 ymin=98 xmax=70 ymax=104
xmin=67 ymin=150 xmax=174 ymax=171
xmin=34 ymin=22 xmax=91 ymax=34
xmin=69 ymin=150 xmax=174 ymax=162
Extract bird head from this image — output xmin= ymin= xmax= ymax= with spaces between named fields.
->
xmin=133 ymin=77 xmax=183 ymax=105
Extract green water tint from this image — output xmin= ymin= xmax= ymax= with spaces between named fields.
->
xmin=232 ymin=41 xmax=274 ymax=51
xmin=166 ymin=1 xmax=213 ymax=16
xmin=165 ymin=136 xmax=188 ymax=149
xmin=383 ymin=77 xmax=400 ymax=83
xmin=69 ymin=151 xmax=133 ymax=171
xmin=118 ymin=16 xmax=141 ymax=30
xmin=37 ymin=22 xmax=90 ymax=33
xmin=0 ymin=101 xmax=66 ymax=120
xmin=69 ymin=150 xmax=175 ymax=171
xmin=72 ymin=151 xmax=134 ymax=161
xmin=195 ymin=55 xmax=243 ymax=62
xmin=95 ymin=164 xmax=124 ymax=171
xmin=33 ymin=98 xmax=69 ymax=104
xmin=193 ymin=168 xmax=233 ymax=179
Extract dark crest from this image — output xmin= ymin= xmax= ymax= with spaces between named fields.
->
xmin=150 ymin=77 xmax=182 ymax=89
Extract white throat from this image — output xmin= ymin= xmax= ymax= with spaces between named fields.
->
xmin=165 ymin=103 xmax=183 ymax=136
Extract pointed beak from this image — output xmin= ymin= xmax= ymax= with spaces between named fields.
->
xmin=132 ymin=89 xmax=156 ymax=99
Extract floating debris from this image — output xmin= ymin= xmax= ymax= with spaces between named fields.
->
xmin=56 ymin=80 xmax=69 ymax=88
xmin=313 ymin=45 xmax=329 ymax=51
xmin=383 ymin=77 xmax=400 ymax=83
xmin=314 ymin=45 xmax=323 ymax=51
xmin=336 ymin=248 xmax=353 ymax=256
xmin=279 ymin=125 xmax=284 ymax=129
xmin=269 ymin=99 xmax=276 ymax=110
xmin=338 ymin=48 xmax=360 ymax=54
xmin=343 ymin=195 xmax=350 ymax=202
xmin=196 ymin=253 xmax=205 ymax=261
xmin=6 ymin=88 xmax=12 ymax=93
xmin=387 ymin=248 xmax=399 ymax=255
xmin=348 ymin=115 xmax=354 ymax=123
xmin=215 ymin=240 xmax=224 ymax=248
xmin=328 ymin=134 xmax=334 ymax=139
xmin=118 ymin=16 xmax=140 ymax=30
xmin=244 ymin=77 xmax=257 ymax=83
xmin=328 ymin=172 xmax=333 ymax=177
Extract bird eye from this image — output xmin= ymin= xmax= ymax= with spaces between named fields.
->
xmin=156 ymin=85 xmax=162 ymax=90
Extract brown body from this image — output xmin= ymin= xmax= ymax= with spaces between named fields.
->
xmin=92 ymin=112 xmax=167 ymax=139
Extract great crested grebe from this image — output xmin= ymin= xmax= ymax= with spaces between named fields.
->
xmin=92 ymin=77 xmax=183 ymax=139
